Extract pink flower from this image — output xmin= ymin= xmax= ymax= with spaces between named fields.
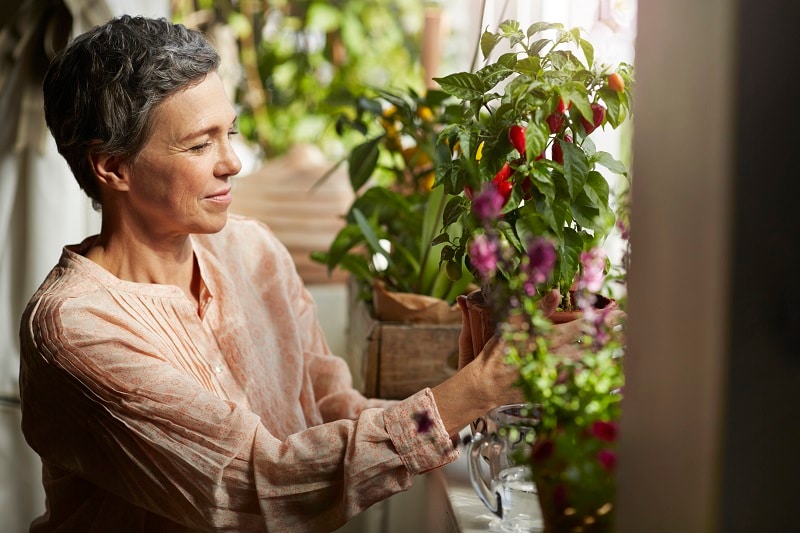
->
xmin=472 ymin=186 xmax=506 ymax=222
xmin=590 ymin=420 xmax=618 ymax=442
xmin=597 ymin=449 xmax=617 ymax=471
xmin=469 ymin=234 xmax=499 ymax=281
xmin=524 ymin=237 xmax=556 ymax=285
xmin=578 ymin=247 xmax=607 ymax=292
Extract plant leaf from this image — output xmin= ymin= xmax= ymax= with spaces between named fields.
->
xmin=348 ymin=136 xmax=382 ymax=190
xmin=352 ymin=208 xmax=390 ymax=264
xmin=480 ymin=28 xmax=502 ymax=59
xmin=561 ymin=140 xmax=589 ymax=198
xmin=526 ymin=21 xmax=563 ymax=38
xmin=593 ymin=151 xmax=627 ymax=175
xmin=434 ymin=72 xmax=486 ymax=100
xmin=583 ymin=171 xmax=610 ymax=209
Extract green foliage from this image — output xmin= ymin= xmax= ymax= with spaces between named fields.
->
xmin=172 ymin=0 xmax=425 ymax=158
xmin=311 ymin=89 xmax=474 ymax=305
xmin=431 ymin=21 xmax=634 ymax=302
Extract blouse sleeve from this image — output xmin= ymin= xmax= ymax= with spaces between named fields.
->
xmin=20 ymin=297 xmax=458 ymax=532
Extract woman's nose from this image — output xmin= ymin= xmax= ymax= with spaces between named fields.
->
xmin=216 ymin=139 xmax=242 ymax=178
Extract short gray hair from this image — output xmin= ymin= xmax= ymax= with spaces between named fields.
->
xmin=42 ymin=15 xmax=221 ymax=207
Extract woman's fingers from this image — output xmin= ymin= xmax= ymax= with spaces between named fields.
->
xmin=539 ymin=288 xmax=562 ymax=317
xmin=457 ymin=295 xmax=475 ymax=369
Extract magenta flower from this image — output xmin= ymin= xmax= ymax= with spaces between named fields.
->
xmin=472 ymin=185 xmax=505 ymax=222
xmin=596 ymin=449 xmax=617 ymax=471
xmin=616 ymin=218 xmax=630 ymax=240
xmin=524 ymin=237 xmax=556 ymax=285
xmin=469 ymin=234 xmax=499 ymax=281
xmin=582 ymin=304 xmax=613 ymax=348
xmin=578 ymin=247 xmax=607 ymax=292
xmin=590 ymin=420 xmax=618 ymax=442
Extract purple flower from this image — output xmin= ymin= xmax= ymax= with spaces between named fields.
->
xmin=582 ymin=304 xmax=613 ymax=348
xmin=578 ymin=247 xmax=607 ymax=292
xmin=413 ymin=410 xmax=434 ymax=434
xmin=469 ymin=234 xmax=499 ymax=281
xmin=616 ymin=218 xmax=630 ymax=240
xmin=472 ymin=186 xmax=505 ymax=222
xmin=524 ymin=237 xmax=556 ymax=285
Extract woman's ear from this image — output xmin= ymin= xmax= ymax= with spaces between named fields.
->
xmin=88 ymin=151 xmax=130 ymax=192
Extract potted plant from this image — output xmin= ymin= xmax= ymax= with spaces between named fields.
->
xmin=313 ymin=87 xmax=475 ymax=316
xmin=424 ymin=19 xmax=633 ymax=530
xmin=431 ymin=20 xmax=633 ymax=328
xmin=311 ymin=88 xmax=477 ymax=398
xmin=507 ymin=245 xmax=627 ymax=531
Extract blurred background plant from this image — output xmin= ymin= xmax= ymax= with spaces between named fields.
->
xmin=311 ymin=87 xmax=475 ymax=308
xmin=171 ymin=0 xmax=426 ymax=159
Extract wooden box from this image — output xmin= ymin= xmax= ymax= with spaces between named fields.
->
xmin=345 ymin=285 xmax=460 ymax=400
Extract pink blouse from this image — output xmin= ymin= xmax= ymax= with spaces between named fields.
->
xmin=19 ymin=215 xmax=458 ymax=532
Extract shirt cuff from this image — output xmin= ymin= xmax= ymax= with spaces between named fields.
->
xmin=384 ymin=388 xmax=460 ymax=474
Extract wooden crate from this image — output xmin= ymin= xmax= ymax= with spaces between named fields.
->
xmin=346 ymin=285 xmax=460 ymax=400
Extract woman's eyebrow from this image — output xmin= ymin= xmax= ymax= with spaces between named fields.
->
xmin=179 ymin=118 xmax=239 ymax=142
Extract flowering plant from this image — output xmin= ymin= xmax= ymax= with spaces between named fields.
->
xmin=431 ymin=20 xmax=633 ymax=323
xmin=503 ymin=238 xmax=627 ymax=529
xmin=424 ymin=18 xmax=633 ymax=529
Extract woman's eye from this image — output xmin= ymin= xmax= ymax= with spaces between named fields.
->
xmin=189 ymin=142 xmax=210 ymax=152
xmin=228 ymin=130 xmax=239 ymax=139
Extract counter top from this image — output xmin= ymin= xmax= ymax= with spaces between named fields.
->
xmin=438 ymin=450 xmax=544 ymax=533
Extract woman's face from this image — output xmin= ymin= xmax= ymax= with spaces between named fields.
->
xmin=120 ymin=72 xmax=242 ymax=238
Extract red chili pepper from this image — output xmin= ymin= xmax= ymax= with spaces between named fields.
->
xmin=495 ymin=179 xmax=513 ymax=204
xmin=545 ymin=112 xmax=565 ymax=134
xmin=491 ymin=162 xmax=514 ymax=204
xmin=492 ymin=162 xmax=514 ymax=183
xmin=521 ymin=177 xmax=533 ymax=201
xmin=557 ymin=97 xmax=572 ymax=114
xmin=508 ymin=125 xmax=526 ymax=155
xmin=552 ymin=134 xmax=572 ymax=165
xmin=580 ymin=103 xmax=606 ymax=135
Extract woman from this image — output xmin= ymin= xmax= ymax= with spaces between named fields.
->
xmin=19 ymin=15 xmax=578 ymax=532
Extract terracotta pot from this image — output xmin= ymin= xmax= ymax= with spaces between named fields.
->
xmin=464 ymin=288 xmax=617 ymax=344
xmin=463 ymin=288 xmax=615 ymax=435
xmin=461 ymin=289 xmax=495 ymax=367
xmin=550 ymin=290 xmax=617 ymax=324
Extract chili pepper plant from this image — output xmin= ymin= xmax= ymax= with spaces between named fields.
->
xmin=432 ymin=20 xmax=633 ymax=324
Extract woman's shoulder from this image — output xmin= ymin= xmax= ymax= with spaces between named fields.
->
xmin=21 ymin=257 xmax=113 ymax=350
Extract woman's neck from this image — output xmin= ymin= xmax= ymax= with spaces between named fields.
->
xmin=85 ymin=230 xmax=200 ymax=306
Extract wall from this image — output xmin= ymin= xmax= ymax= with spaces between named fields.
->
xmin=620 ymin=0 xmax=800 ymax=530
